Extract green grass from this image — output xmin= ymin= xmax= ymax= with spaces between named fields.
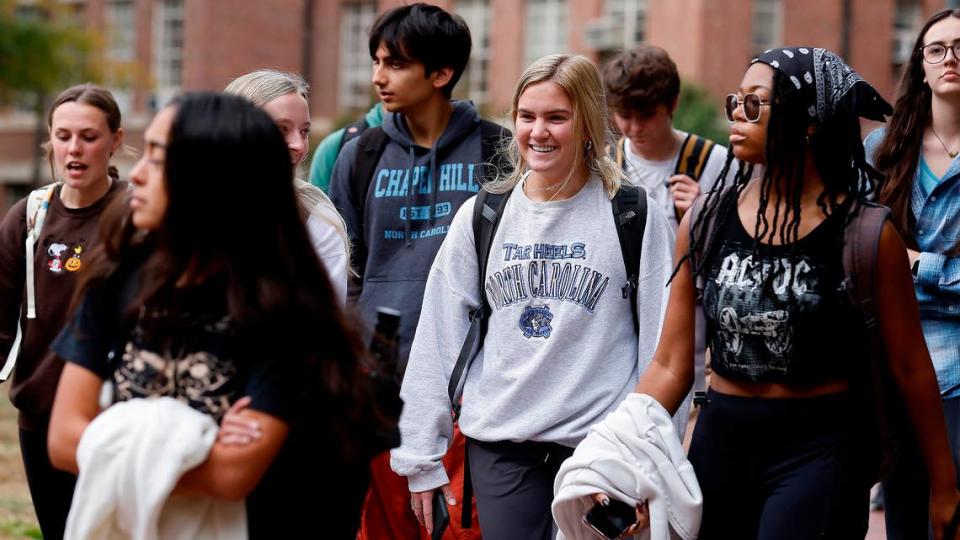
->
xmin=0 ymin=521 xmax=42 ymax=539
xmin=0 ymin=396 xmax=40 ymax=539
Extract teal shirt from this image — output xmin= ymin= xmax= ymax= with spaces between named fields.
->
xmin=919 ymin=157 xmax=942 ymax=197
xmin=308 ymin=103 xmax=384 ymax=192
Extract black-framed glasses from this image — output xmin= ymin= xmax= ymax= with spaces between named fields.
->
xmin=921 ymin=42 xmax=960 ymax=64
xmin=725 ymin=93 xmax=771 ymax=123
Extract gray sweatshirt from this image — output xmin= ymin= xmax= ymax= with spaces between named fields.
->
xmin=390 ymin=175 xmax=682 ymax=492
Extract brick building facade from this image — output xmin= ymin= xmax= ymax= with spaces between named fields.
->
xmin=1 ymin=0 xmax=957 ymax=209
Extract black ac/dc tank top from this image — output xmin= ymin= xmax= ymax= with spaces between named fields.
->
xmin=701 ymin=200 xmax=866 ymax=384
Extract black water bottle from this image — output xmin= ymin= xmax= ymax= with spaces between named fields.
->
xmin=370 ymin=307 xmax=401 ymax=382
xmin=369 ymin=307 xmax=403 ymax=437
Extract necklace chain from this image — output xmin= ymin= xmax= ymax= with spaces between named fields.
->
xmin=931 ymin=126 xmax=959 ymax=159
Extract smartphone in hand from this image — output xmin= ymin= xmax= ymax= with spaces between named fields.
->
xmin=582 ymin=499 xmax=638 ymax=539
xmin=431 ymin=491 xmax=450 ymax=540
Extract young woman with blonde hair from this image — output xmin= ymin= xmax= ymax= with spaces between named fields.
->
xmin=225 ymin=69 xmax=350 ymax=303
xmin=390 ymin=54 xmax=682 ymax=540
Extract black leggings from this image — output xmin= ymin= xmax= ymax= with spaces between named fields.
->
xmin=19 ymin=428 xmax=76 ymax=540
xmin=466 ymin=438 xmax=574 ymax=540
xmin=688 ymin=389 xmax=871 ymax=540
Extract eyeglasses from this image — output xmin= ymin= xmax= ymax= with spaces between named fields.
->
xmin=724 ymin=93 xmax=771 ymax=123
xmin=921 ymin=42 xmax=960 ymax=64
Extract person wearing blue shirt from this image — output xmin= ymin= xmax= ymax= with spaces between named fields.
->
xmin=865 ymin=8 xmax=960 ymax=539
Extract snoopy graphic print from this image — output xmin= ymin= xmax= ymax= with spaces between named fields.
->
xmin=47 ymin=243 xmax=69 ymax=273
xmin=47 ymin=242 xmax=86 ymax=274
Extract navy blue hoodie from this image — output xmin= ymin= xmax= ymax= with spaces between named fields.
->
xmin=329 ymin=101 xmax=491 ymax=364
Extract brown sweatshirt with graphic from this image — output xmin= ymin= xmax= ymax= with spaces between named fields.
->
xmin=0 ymin=182 xmax=126 ymax=431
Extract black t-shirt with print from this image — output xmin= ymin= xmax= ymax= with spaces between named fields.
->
xmin=52 ymin=258 xmax=368 ymax=538
xmin=701 ymin=201 xmax=866 ymax=384
xmin=53 ymin=267 xmax=291 ymax=424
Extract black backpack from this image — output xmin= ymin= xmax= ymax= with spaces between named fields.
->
xmin=348 ymin=119 xmax=510 ymax=276
xmin=446 ymin=184 xmax=650 ymax=421
xmin=336 ymin=117 xmax=370 ymax=154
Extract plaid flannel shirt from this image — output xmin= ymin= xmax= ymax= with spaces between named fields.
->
xmin=865 ymin=129 xmax=960 ymax=399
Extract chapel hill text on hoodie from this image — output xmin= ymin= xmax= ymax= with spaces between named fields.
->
xmin=329 ymin=100 xmax=490 ymax=364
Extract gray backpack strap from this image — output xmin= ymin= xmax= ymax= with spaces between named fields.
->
xmin=2 ymin=183 xmax=58 ymax=381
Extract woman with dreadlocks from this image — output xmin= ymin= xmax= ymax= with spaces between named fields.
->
xmin=579 ymin=48 xmax=960 ymax=539
xmin=863 ymin=9 xmax=960 ymax=540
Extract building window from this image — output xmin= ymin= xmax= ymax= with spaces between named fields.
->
xmin=152 ymin=0 xmax=183 ymax=110
xmin=455 ymin=0 xmax=491 ymax=108
xmin=892 ymin=0 xmax=922 ymax=67
xmin=106 ymin=0 xmax=135 ymax=63
xmin=106 ymin=0 xmax=136 ymax=115
xmin=524 ymin=0 xmax=568 ymax=69
xmin=602 ymin=0 xmax=647 ymax=49
xmin=339 ymin=1 xmax=377 ymax=111
xmin=751 ymin=0 xmax=782 ymax=57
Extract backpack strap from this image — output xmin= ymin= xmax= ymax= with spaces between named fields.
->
xmin=2 ymin=183 xmax=58 ymax=381
xmin=673 ymin=134 xmax=715 ymax=182
xmin=614 ymin=137 xmax=626 ymax=171
xmin=448 ymin=188 xmax=512 ymax=420
xmin=337 ymin=118 xmax=369 ymax=154
xmin=25 ymin=183 xmax=57 ymax=319
xmin=672 ymin=134 xmax=716 ymax=222
xmin=841 ymin=203 xmax=903 ymax=474
xmin=610 ymin=185 xmax=648 ymax=336
xmin=841 ymin=203 xmax=889 ymax=331
xmin=448 ymin=187 xmax=508 ymax=530
xmin=349 ymin=127 xmax=390 ymax=276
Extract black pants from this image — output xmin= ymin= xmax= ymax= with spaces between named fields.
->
xmin=688 ymin=389 xmax=871 ymax=540
xmin=883 ymin=395 xmax=960 ymax=540
xmin=19 ymin=428 xmax=77 ymax=540
xmin=466 ymin=438 xmax=573 ymax=540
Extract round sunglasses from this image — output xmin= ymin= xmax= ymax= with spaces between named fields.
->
xmin=724 ymin=93 xmax=771 ymax=123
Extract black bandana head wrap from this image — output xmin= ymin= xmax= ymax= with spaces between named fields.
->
xmin=751 ymin=47 xmax=892 ymax=124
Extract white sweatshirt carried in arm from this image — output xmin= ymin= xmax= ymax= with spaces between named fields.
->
xmin=390 ymin=176 xmax=682 ymax=493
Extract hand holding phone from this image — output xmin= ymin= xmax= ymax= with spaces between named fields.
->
xmin=431 ymin=491 xmax=450 ymax=540
xmin=582 ymin=498 xmax=642 ymax=539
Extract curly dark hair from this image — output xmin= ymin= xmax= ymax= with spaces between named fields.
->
xmin=602 ymin=45 xmax=681 ymax=115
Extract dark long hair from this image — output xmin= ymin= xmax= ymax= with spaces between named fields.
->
xmin=875 ymin=8 xmax=960 ymax=254
xmin=78 ymin=93 xmax=386 ymax=458
xmin=684 ymin=68 xmax=882 ymax=295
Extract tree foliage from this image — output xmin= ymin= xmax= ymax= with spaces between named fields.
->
xmin=674 ymin=83 xmax=729 ymax=146
xmin=0 ymin=0 xmax=100 ymax=105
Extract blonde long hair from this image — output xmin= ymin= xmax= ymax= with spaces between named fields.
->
xmin=485 ymin=54 xmax=624 ymax=198
xmin=225 ymin=69 xmax=352 ymax=268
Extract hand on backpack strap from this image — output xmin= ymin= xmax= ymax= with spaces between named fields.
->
xmin=668 ymin=174 xmax=700 ymax=216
